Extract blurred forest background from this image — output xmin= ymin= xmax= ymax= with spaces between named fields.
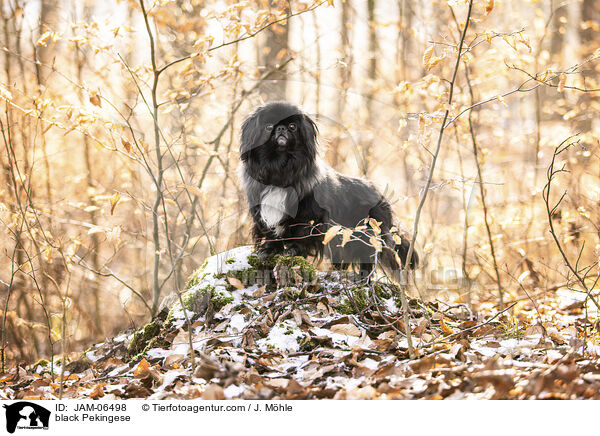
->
xmin=0 ymin=0 xmax=599 ymax=368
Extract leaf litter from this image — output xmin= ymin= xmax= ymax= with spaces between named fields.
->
xmin=1 ymin=247 xmax=599 ymax=400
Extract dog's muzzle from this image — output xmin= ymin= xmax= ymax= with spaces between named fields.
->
xmin=275 ymin=125 xmax=289 ymax=147
xmin=276 ymin=134 xmax=288 ymax=146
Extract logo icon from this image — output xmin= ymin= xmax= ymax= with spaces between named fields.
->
xmin=3 ymin=402 xmax=50 ymax=433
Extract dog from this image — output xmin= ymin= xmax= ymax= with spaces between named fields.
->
xmin=239 ymin=101 xmax=418 ymax=281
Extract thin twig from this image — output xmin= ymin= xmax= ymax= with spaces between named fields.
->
xmin=400 ymin=0 xmax=475 ymax=359
xmin=155 ymin=1 xmax=327 ymax=76
xmin=432 ymin=302 xmax=517 ymax=345
xmin=463 ymin=65 xmax=504 ymax=308
xmin=542 ymin=138 xmax=600 ymax=311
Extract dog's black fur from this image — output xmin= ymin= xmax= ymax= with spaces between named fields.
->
xmin=239 ymin=101 xmax=418 ymax=279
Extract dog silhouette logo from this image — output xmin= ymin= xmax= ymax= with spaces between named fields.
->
xmin=3 ymin=402 xmax=50 ymax=433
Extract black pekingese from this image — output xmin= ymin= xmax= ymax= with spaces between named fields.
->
xmin=239 ymin=101 xmax=418 ymax=280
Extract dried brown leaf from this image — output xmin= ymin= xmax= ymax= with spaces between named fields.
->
xmin=423 ymin=44 xmax=434 ymax=68
xmin=323 ymin=225 xmax=342 ymax=245
xmin=369 ymin=236 xmax=382 ymax=252
xmin=89 ymin=383 xmax=106 ymax=399
xmin=558 ymin=73 xmax=566 ymax=92
xmin=109 ymin=192 xmax=121 ymax=215
xmin=341 ymin=228 xmax=353 ymax=247
xmin=330 ymin=323 xmax=361 ymax=337
xmin=89 ymin=91 xmax=102 ymax=107
xmin=133 ymin=359 xmax=150 ymax=378
xmin=121 ymin=138 xmax=132 ymax=153
xmin=227 ymin=276 xmax=244 ymax=290
xmin=440 ymin=318 xmax=455 ymax=335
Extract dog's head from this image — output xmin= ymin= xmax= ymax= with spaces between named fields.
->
xmin=240 ymin=102 xmax=318 ymax=161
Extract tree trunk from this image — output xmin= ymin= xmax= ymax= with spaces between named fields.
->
xmin=575 ymin=0 xmax=599 ymax=133
xmin=327 ymin=0 xmax=354 ymax=169
xmin=36 ymin=0 xmax=59 ymax=83
xmin=361 ymin=0 xmax=377 ymax=176
xmin=259 ymin=1 xmax=290 ymax=101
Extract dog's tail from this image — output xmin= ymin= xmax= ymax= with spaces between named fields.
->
xmin=380 ymin=230 xmax=419 ymax=282
xmin=392 ymin=232 xmax=419 ymax=269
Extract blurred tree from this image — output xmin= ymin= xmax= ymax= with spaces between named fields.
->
xmin=259 ymin=0 xmax=290 ymax=100
xmin=36 ymin=0 xmax=60 ymax=83
xmin=360 ymin=0 xmax=377 ymax=176
xmin=576 ymin=0 xmax=600 ymax=133
xmin=327 ymin=0 xmax=353 ymax=169
xmin=396 ymin=0 xmax=413 ymax=81
xmin=550 ymin=1 xmax=566 ymax=61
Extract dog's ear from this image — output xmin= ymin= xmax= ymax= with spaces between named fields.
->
xmin=240 ymin=111 xmax=261 ymax=156
xmin=301 ymin=114 xmax=318 ymax=158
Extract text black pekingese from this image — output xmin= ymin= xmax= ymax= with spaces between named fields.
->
xmin=239 ymin=101 xmax=418 ymax=280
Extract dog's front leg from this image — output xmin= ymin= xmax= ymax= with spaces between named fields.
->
xmin=250 ymin=206 xmax=284 ymax=260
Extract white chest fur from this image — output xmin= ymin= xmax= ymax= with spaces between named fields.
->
xmin=260 ymin=186 xmax=289 ymax=232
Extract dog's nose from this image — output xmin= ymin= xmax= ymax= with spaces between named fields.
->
xmin=276 ymin=125 xmax=287 ymax=135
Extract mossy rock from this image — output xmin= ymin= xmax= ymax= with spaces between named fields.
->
xmin=273 ymin=255 xmax=317 ymax=281
xmin=336 ymin=281 xmax=398 ymax=314
xmin=186 ymin=246 xmax=254 ymax=285
xmin=185 ymin=248 xmax=317 ymax=294
xmin=185 ymin=246 xmax=259 ymax=291
xmin=337 ymin=286 xmax=370 ymax=314
xmin=299 ymin=336 xmax=319 ymax=352
xmin=170 ymin=284 xmax=234 ymax=318
xmin=248 ymin=253 xmax=317 ymax=279
xmin=31 ymin=359 xmax=51 ymax=374
xmin=130 ymin=246 xmax=324 ymax=359
xmin=128 ymin=319 xmax=162 ymax=357
xmin=185 ymin=259 xmax=209 ymax=289
xmin=373 ymin=283 xmax=393 ymax=300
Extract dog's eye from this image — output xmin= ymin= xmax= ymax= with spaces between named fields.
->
xmin=265 ymin=124 xmax=273 ymax=131
xmin=288 ymin=123 xmax=297 ymax=131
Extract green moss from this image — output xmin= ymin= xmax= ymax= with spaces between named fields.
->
xmin=127 ymin=311 xmax=178 ymax=361
xmin=501 ymin=316 xmax=526 ymax=339
xmin=34 ymin=358 xmax=50 ymax=367
xmin=273 ymin=255 xmax=317 ymax=281
xmin=281 ymin=321 xmax=297 ymax=335
xmin=249 ymin=253 xmax=315 ymax=273
xmin=32 ymin=359 xmax=50 ymax=374
xmin=182 ymin=284 xmax=215 ymax=310
xmin=171 ymin=284 xmax=234 ymax=319
xmin=146 ymin=336 xmax=170 ymax=352
xmin=337 ymin=286 xmax=370 ymax=314
xmin=128 ymin=320 xmax=161 ymax=356
xmin=373 ymin=283 xmax=392 ymax=299
xmin=282 ymin=287 xmax=301 ymax=300
xmin=185 ymin=259 xmax=209 ymax=289
xmin=299 ymin=336 xmax=318 ymax=351
xmin=247 ymin=254 xmax=262 ymax=269
xmin=210 ymin=288 xmax=234 ymax=309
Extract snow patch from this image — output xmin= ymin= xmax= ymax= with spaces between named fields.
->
xmin=257 ymin=320 xmax=305 ymax=352
xmin=229 ymin=314 xmax=248 ymax=332
xmin=224 ymin=384 xmax=246 ymax=399
xmin=311 ymin=327 xmax=359 ymax=347
xmin=201 ymin=246 xmax=252 ymax=277
xmin=360 ymin=357 xmax=380 ymax=370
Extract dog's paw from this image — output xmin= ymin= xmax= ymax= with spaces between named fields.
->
xmin=282 ymin=244 xmax=307 ymax=258
xmin=256 ymin=246 xmax=279 ymax=262
xmin=255 ymin=249 xmax=271 ymax=262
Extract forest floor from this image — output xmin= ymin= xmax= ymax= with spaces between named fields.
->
xmin=2 ymin=246 xmax=600 ymax=400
